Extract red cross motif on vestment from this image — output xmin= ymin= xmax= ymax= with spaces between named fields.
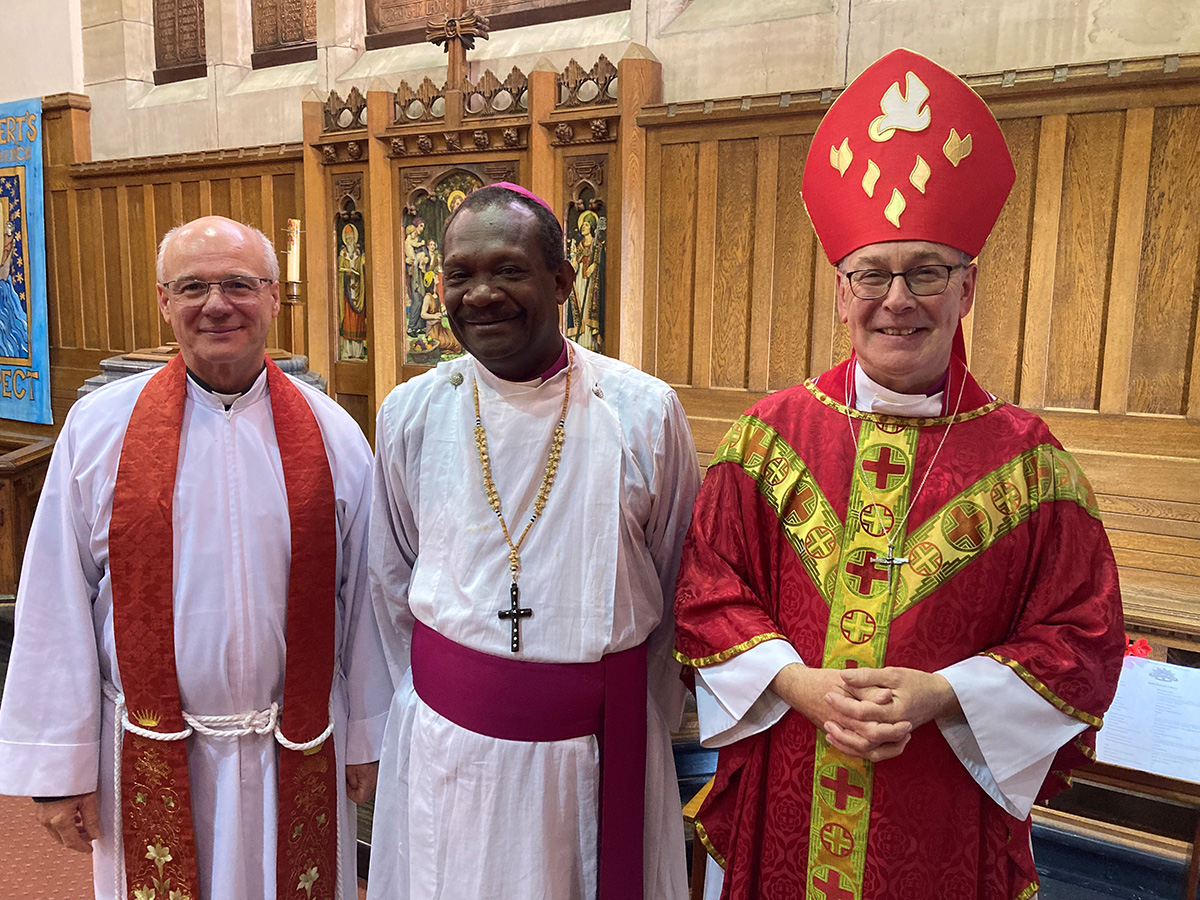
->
xmin=820 ymin=765 xmax=866 ymax=811
xmin=840 ymin=609 xmax=877 ymax=644
xmin=813 ymin=867 xmax=856 ymax=900
xmin=844 ymin=548 xmax=888 ymax=595
xmin=804 ymin=525 xmax=837 ymax=558
xmin=990 ymin=481 xmax=1021 ymax=516
xmin=861 ymin=445 xmax=907 ymax=490
xmin=784 ymin=484 xmax=818 ymax=525
xmin=907 ymin=541 xmax=943 ymax=576
xmin=946 ymin=504 xmax=988 ymax=550
xmin=859 ymin=503 xmax=894 ymax=537
xmin=764 ymin=457 xmax=791 ymax=486
xmin=745 ymin=427 xmax=772 ymax=467
xmin=820 ymin=822 xmax=855 ymax=857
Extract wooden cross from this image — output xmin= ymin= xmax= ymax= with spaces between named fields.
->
xmin=497 ymin=581 xmax=532 ymax=653
xmin=427 ymin=0 xmax=490 ymax=92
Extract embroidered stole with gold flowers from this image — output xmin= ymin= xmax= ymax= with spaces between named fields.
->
xmin=109 ymin=354 xmax=340 ymax=900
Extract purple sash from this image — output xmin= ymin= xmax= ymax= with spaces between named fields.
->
xmin=410 ymin=619 xmax=647 ymax=900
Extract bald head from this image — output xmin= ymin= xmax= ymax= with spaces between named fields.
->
xmin=157 ymin=216 xmax=278 ymax=284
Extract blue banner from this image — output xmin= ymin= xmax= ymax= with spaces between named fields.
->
xmin=0 ymin=97 xmax=49 ymax=424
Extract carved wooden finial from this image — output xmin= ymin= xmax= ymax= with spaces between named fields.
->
xmin=426 ymin=1 xmax=490 ymax=92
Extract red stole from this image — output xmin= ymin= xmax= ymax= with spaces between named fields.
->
xmin=109 ymin=354 xmax=340 ymax=900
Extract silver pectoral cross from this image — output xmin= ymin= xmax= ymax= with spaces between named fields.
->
xmin=874 ymin=544 xmax=909 ymax=592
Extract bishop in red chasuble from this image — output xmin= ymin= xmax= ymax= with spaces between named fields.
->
xmin=674 ymin=50 xmax=1125 ymax=900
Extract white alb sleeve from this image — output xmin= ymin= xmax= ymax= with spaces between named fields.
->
xmin=695 ymin=638 xmax=804 ymax=747
xmin=937 ymin=656 xmax=1087 ymax=819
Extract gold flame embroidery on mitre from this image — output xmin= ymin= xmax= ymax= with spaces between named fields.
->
xmin=869 ymin=71 xmax=932 ymax=142
xmin=884 ymin=189 xmax=906 ymax=227
xmin=862 ymin=160 xmax=881 ymax=198
xmin=943 ymin=128 xmax=973 ymax=166
xmin=910 ymin=155 xmax=931 ymax=193
xmin=830 ymin=138 xmax=853 ymax=176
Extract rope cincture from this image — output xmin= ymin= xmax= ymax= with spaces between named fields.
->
xmin=102 ymin=681 xmax=343 ymax=900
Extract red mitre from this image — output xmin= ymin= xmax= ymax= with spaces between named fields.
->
xmin=802 ymin=48 xmax=1015 ymax=263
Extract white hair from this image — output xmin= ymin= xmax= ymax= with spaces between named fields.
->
xmin=156 ymin=219 xmax=280 ymax=282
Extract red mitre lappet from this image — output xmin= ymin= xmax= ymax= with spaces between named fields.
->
xmin=802 ymin=48 xmax=1015 ymax=263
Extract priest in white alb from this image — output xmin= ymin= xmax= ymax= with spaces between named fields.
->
xmin=0 ymin=216 xmax=393 ymax=900
xmin=366 ymin=184 xmax=701 ymax=900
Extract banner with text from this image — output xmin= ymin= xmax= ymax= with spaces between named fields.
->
xmin=0 ymin=97 xmax=49 ymax=424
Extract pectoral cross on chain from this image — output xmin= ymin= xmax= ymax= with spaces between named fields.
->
xmin=874 ymin=543 xmax=909 ymax=593
xmin=497 ymin=582 xmax=532 ymax=653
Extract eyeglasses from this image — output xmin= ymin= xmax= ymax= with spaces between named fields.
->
xmin=843 ymin=264 xmax=963 ymax=300
xmin=160 ymin=277 xmax=275 ymax=305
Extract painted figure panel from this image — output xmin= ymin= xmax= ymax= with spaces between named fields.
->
xmin=564 ymin=192 xmax=606 ymax=354
xmin=336 ymin=200 xmax=367 ymax=361
xmin=404 ymin=170 xmax=482 ymax=366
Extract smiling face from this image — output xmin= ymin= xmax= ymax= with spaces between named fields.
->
xmin=442 ymin=203 xmax=573 ymax=381
xmin=836 ymin=240 xmax=975 ymax=394
xmin=156 ymin=217 xmax=280 ymax=393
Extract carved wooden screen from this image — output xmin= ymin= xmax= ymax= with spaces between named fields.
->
xmin=153 ymin=0 xmax=206 ymax=85
xmin=365 ymin=0 xmax=630 ymax=50
xmin=252 ymin=0 xmax=318 ymax=69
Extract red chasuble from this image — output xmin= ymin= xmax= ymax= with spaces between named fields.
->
xmin=674 ymin=358 xmax=1125 ymax=900
xmin=109 ymin=355 xmax=340 ymax=900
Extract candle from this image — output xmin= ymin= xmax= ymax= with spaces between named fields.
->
xmin=286 ymin=218 xmax=301 ymax=282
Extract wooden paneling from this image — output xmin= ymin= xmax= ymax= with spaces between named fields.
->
xmin=768 ymin=134 xmax=817 ymax=393
xmin=709 ymin=139 xmax=757 ymax=389
xmin=35 ymin=120 xmax=305 ymax=429
xmin=1045 ymin=111 xmax=1124 ymax=410
xmin=1129 ymin=106 xmax=1200 ymax=416
xmin=972 ymin=117 xmax=1039 ymax=402
xmin=655 ymin=142 xmax=699 ymax=385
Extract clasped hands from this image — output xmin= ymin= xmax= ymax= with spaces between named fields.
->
xmin=770 ymin=663 xmax=960 ymax=762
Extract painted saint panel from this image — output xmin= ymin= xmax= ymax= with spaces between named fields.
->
xmin=336 ymin=199 xmax=367 ymax=361
xmin=564 ymin=189 xmax=606 ymax=354
xmin=404 ymin=169 xmax=483 ymax=366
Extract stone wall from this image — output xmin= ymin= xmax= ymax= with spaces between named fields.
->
xmin=0 ymin=0 xmax=85 ymax=104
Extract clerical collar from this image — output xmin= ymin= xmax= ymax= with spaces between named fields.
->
xmin=186 ymin=365 xmax=264 ymax=409
xmin=535 ymin=338 xmax=570 ymax=382
xmin=853 ymin=363 xmax=946 ymax=417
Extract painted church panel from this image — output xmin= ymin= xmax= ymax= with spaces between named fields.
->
xmin=564 ymin=184 xmax=606 ymax=355
xmin=403 ymin=169 xmax=483 ymax=367
xmin=336 ymin=198 xmax=368 ymax=362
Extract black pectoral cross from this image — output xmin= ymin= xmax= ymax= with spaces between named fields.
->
xmin=497 ymin=581 xmax=532 ymax=653
xmin=874 ymin=544 xmax=909 ymax=593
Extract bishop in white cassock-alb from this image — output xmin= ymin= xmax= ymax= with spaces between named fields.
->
xmin=366 ymin=343 xmax=700 ymax=900
xmin=0 ymin=367 xmax=393 ymax=900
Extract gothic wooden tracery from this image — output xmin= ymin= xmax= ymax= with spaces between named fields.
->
xmin=153 ymin=0 xmax=206 ymax=85
xmin=251 ymin=0 xmax=318 ymax=68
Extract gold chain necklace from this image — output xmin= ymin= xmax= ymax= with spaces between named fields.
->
xmin=472 ymin=344 xmax=572 ymax=652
